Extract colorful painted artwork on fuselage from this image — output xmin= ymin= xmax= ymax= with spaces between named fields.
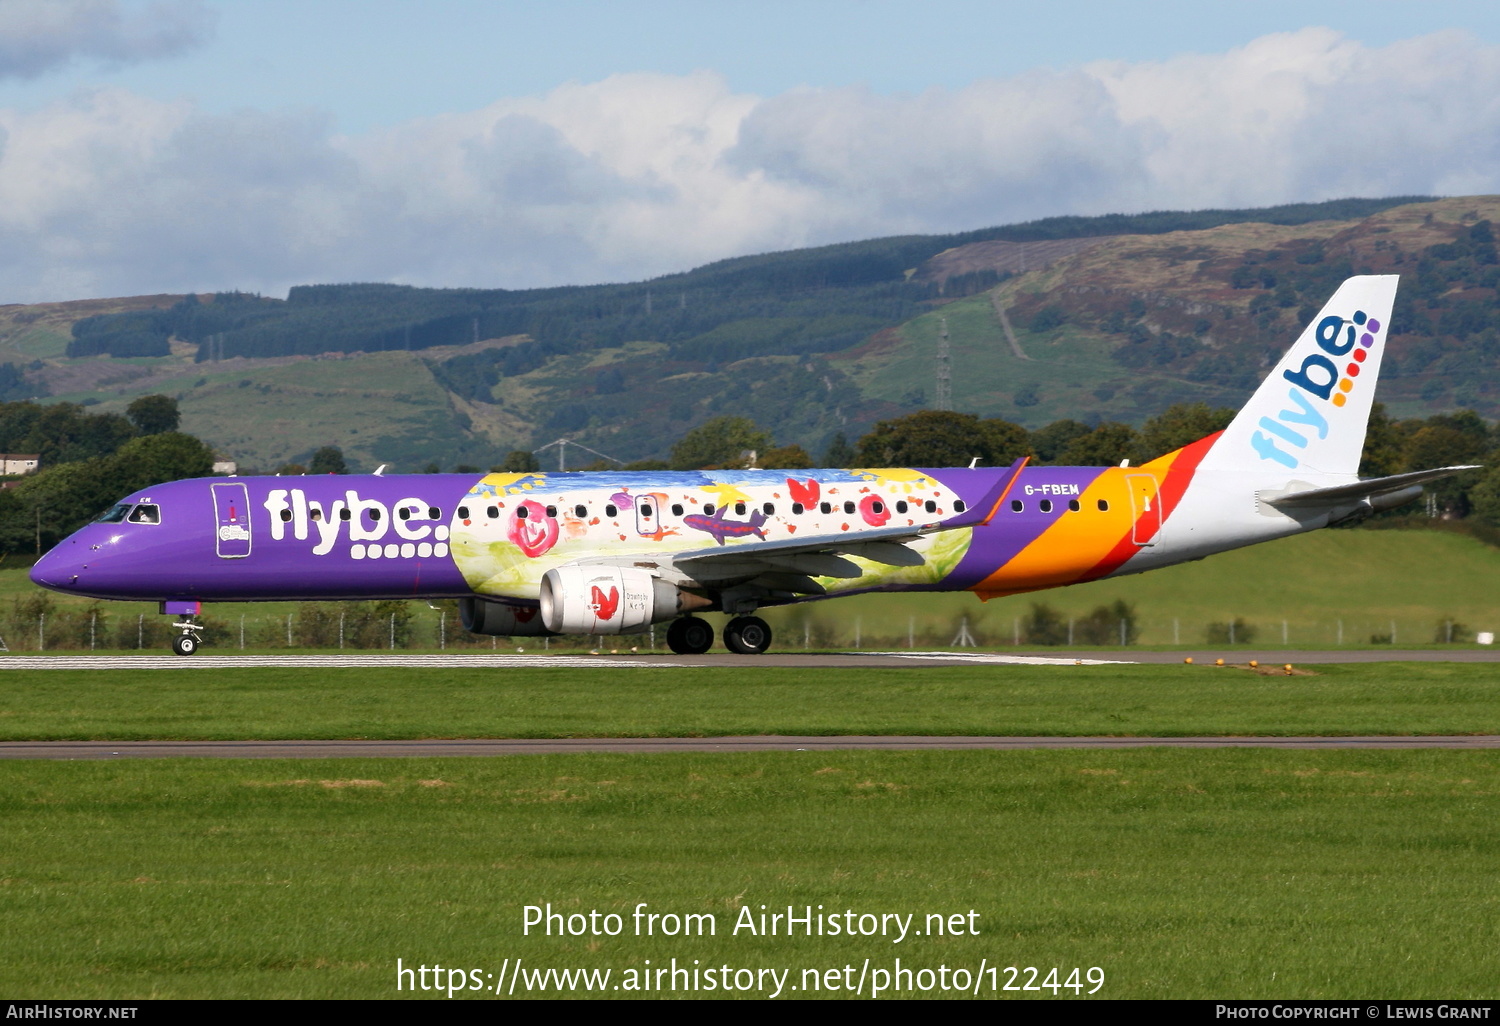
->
xmin=447 ymin=468 xmax=977 ymax=600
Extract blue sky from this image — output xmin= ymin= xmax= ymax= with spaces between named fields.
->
xmin=2 ymin=0 xmax=1499 ymax=300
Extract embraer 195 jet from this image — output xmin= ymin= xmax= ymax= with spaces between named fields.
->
xmin=30 ymin=276 xmax=1471 ymax=655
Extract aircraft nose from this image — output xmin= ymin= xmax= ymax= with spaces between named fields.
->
xmin=30 ymin=542 xmax=82 ymax=590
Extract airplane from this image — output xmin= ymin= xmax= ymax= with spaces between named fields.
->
xmin=28 ymin=275 xmax=1473 ymax=656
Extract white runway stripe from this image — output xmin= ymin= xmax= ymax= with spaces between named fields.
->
xmin=853 ymin=651 xmax=1134 ymax=666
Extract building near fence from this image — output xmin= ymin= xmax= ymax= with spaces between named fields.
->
xmin=0 ymin=454 xmax=39 ymax=476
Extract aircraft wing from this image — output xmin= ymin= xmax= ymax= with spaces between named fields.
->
xmin=572 ymin=457 xmax=1029 ymax=594
xmin=1263 ymin=465 xmax=1479 ymax=507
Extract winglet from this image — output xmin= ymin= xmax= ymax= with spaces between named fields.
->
xmin=931 ymin=457 xmax=1029 ymax=531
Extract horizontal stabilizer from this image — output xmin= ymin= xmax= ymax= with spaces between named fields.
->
xmin=1263 ymin=466 xmax=1479 ymax=507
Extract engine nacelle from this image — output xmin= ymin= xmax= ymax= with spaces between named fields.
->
xmin=460 ymin=596 xmax=556 ymax=636
xmin=540 ymin=566 xmax=709 ymax=634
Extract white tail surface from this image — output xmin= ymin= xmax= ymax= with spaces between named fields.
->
xmin=1198 ymin=275 xmax=1398 ymax=477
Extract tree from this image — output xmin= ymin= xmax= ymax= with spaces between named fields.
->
xmin=670 ymin=416 xmax=771 ymax=470
xmin=855 ymin=411 xmax=1033 ymax=468
xmin=495 ymin=450 xmax=540 ymax=473
xmin=308 ymin=446 xmax=347 ymax=475
xmin=126 ymin=395 xmax=180 ymax=435
xmin=1358 ymin=403 xmax=1405 ymax=478
xmin=1029 ymin=420 xmax=1091 ymax=463
xmin=1139 ymin=403 xmax=1234 ymax=462
xmin=760 ymin=444 xmax=813 ymax=469
xmin=821 ymin=432 xmax=854 ymax=467
xmin=1056 ymin=423 xmax=1142 ymax=467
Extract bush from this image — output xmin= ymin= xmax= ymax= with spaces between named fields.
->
xmin=1434 ymin=619 xmax=1473 ymax=644
xmin=1207 ymin=618 xmax=1257 ymax=644
xmin=1077 ymin=600 xmax=1139 ymax=645
xmin=1022 ymin=603 xmax=1067 ymax=645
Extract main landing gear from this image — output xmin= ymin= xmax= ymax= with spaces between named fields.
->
xmin=665 ymin=615 xmax=774 ymax=655
xmin=171 ymin=621 xmax=202 ymax=656
xmin=666 ymin=616 xmax=714 ymax=655
xmin=724 ymin=615 xmax=773 ymax=655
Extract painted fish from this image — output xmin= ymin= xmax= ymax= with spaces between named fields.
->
xmin=683 ymin=507 xmax=767 ymax=545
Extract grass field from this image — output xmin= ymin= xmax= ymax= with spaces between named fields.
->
xmin=2 ymin=662 xmax=1499 ymax=741
xmin=2 ymin=749 xmax=1498 ymax=999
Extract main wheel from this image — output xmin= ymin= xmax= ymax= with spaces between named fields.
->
xmin=171 ymin=634 xmax=199 ymax=657
xmin=723 ymin=615 xmax=773 ymax=655
xmin=666 ymin=616 xmax=714 ymax=655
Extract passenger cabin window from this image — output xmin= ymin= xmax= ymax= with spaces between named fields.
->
xmin=605 ymin=504 xmax=618 ymax=517
xmin=279 ymin=509 xmax=292 ymax=522
xmin=310 ymin=507 xmax=323 ymax=521
xmin=1068 ymin=499 xmax=1080 ymax=512
xmin=96 ymin=504 xmax=132 ymax=523
xmin=370 ymin=509 xmax=382 ymax=521
xmin=574 ymin=504 xmax=587 ymax=518
xmin=1040 ymin=499 xmax=1053 ymax=513
xmin=398 ymin=507 xmax=411 ymax=520
xmin=843 ymin=501 xmax=855 ymax=514
xmin=953 ymin=500 xmax=965 ymax=513
xmin=671 ymin=503 xmax=684 ymax=516
xmin=819 ymin=501 xmax=832 ymax=514
xmin=1010 ymin=500 xmax=1023 ymax=512
xmin=703 ymin=504 xmax=716 ymax=515
xmin=641 ymin=503 xmax=654 ymax=518
xmin=339 ymin=508 xmax=351 ymax=521
xmin=1097 ymin=499 xmax=1110 ymax=512
xmin=428 ymin=507 xmax=441 ymax=520
xmin=734 ymin=502 xmax=746 ymax=515
xmin=127 ymin=504 xmax=160 ymax=524
xmin=792 ymin=502 xmax=804 ymax=515
xmin=924 ymin=500 xmax=937 ymax=513
xmin=545 ymin=505 xmax=557 ymax=518
xmin=762 ymin=502 xmax=775 ymax=515
xmin=896 ymin=500 xmax=908 ymax=514
xmin=457 ymin=505 xmax=469 ymax=520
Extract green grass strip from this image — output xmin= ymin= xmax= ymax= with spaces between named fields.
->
xmin=2 ymin=663 xmax=1499 ymax=740
xmin=1 ymin=750 xmax=1497 ymax=998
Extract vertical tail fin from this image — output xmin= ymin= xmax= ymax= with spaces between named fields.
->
xmin=1197 ymin=275 xmax=1398 ymax=477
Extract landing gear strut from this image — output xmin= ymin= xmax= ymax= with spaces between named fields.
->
xmin=723 ymin=615 xmax=773 ymax=655
xmin=666 ymin=616 xmax=714 ymax=655
xmin=171 ymin=620 xmax=201 ymax=657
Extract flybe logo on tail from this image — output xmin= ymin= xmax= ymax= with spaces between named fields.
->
xmin=1251 ymin=309 xmax=1383 ymax=469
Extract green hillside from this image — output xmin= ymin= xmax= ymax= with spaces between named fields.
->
xmin=14 ymin=193 xmax=1500 ymax=471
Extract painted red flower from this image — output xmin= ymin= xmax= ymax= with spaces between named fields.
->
xmin=507 ymin=500 xmax=559 ymax=557
xmin=859 ymin=494 xmax=891 ymax=526
xmin=787 ymin=477 xmax=819 ymax=507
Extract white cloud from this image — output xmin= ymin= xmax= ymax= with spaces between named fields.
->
xmin=2 ymin=28 xmax=1500 ymax=302
xmin=0 ymin=0 xmax=213 ymax=79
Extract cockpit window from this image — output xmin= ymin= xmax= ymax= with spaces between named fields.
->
xmin=95 ymin=504 xmax=132 ymax=523
xmin=127 ymin=504 xmax=161 ymax=525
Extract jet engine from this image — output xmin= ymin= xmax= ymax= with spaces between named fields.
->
xmin=540 ymin=565 xmax=710 ymax=634
xmin=459 ymin=596 xmax=557 ymax=636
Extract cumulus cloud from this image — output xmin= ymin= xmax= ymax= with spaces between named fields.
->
xmin=2 ymin=28 xmax=1500 ymax=302
xmin=0 ymin=0 xmax=213 ymax=79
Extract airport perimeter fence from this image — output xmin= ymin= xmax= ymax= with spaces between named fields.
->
xmin=0 ymin=594 xmax=1494 ymax=651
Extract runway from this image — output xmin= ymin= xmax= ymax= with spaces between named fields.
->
xmin=4 ymin=735 xmax=1499 ymax=758
xmin=0 ymin=649 xmax=1497 ymax=669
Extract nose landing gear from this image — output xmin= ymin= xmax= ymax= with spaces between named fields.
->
xmin=170 ymin=621 xmax=201 ymax=656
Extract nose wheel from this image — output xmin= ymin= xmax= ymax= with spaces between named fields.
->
xmin=666 ymin=616 xmax=714 ymax=655
xmin=171 ymin=621 xmax=202 ymax=656
xmin=724 ymin=615 xmax=773 ymax=655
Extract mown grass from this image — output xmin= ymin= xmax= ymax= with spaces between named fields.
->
xmin=2 ymin=662 xmax=1499 ymax=740
xmin=1 ymin=749 xmax=1497 ymax=998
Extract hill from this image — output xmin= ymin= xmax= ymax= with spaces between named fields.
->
xmin=12 ymin=194 xmax=1498 ymax=471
